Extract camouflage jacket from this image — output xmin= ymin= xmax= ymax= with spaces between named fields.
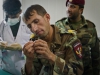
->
xmin=55 ymin=15 xmax=100 ymax=75
xmin=21 ymin=25 xmax=83 ymax=75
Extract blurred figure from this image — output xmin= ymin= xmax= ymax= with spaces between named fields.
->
xmin=55 ymin=0 xmax=100 ymax=75
xmin=0 ymin=0 xmax=32 ymax=75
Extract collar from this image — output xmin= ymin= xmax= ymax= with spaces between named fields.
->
xmin=65 ymin=15 xmax=88 ymax=28
xmin=51 ymin=25 xmax=62 ymax=46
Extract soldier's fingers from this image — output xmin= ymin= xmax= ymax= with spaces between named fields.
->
xmin=34 ymin=40 xmax=47 ymax=48
xmin=27 ymin=47 xmax=35 ymax=54
xmin=35 ymin=39 xmax=47 ymax=44
xmin=23 ymin=41 xmax=34 ymax=52
xmin=24 ymin=47 xmax=34 ymax=56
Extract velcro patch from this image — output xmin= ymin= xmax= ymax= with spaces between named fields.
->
xmin=73 ymin=42 xmax=82 ymax=59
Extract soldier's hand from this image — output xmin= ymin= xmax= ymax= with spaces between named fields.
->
xmin=34 ymin=39 xmax=56 ymax=64
xmin=23 ymin=41 xmax=35 ymax=61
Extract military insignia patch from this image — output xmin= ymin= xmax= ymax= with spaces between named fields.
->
xmin=73 ymin=42 xmax=82 ymax=59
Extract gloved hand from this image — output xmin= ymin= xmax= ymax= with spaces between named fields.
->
xmin=0 ymin=41 xmax=7 ymax=50
xmin=5 ymin=43 xmax=22 ymax=51
xmin=0 ymin=42 xmax=22 ymax=51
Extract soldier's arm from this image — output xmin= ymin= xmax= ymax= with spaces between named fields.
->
xmin=90 ymin=25 xmax=100 ymax=75
xmin=87 ymin=20 xmax=100 ymax=75
xmin=53 ymin=38 xmax=83 ymax=75
xmin=21 ymin=41 xmax=37 ymax=75
xmin=21 ymin=58 xmax=37 ymax=75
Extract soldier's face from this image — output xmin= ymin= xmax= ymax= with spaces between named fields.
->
xmin=66 ymin=2 xmax=82 ymax=20
xmin=24 ymin=10 xmax=50 ymax=39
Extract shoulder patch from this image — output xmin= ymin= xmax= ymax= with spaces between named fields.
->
xmin=73 ymin=42 xmax=82 ymax=59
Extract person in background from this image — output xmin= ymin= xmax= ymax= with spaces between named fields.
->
xmin=0 ymin=0 xmax=32 ymax=75
xmin=55 ymin=0 xmax=100 ymax=75
xmin=21 ymin=4 xmax=83 ymax=75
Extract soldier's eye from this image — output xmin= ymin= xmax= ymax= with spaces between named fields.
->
xmin=27 ymin=24 xmax=31 ymax=28
xmin=34 ymin=19 xmax=39 ymax=24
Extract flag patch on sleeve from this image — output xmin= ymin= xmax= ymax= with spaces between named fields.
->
xmin=73 ymin=42 xmax=82 ymax=59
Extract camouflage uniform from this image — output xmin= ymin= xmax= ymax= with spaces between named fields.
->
xmin=55 ymin=15 xmax=100 ymax=75
xmin=21 ymin=25 xmax=83 ymax=75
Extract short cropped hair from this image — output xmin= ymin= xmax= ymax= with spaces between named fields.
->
xmin=3 ymin=0 xmax=21 ymax=15
xmin=24 ymin=4 xmax=47 ymax=21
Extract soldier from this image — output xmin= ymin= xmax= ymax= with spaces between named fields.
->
xmin=55 ymin=0 xmax=100 ymax=75
xmin=21 ymin=4 xmax=83 ymax=75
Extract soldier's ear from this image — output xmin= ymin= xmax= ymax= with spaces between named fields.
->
xmin=79 ymin=8 xmax=84 ymax=14
xmin=45 ymin=13 xmax=50 ymax=21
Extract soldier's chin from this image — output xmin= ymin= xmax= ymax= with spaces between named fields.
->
xmin=68 ymin=16 xmax=72 ymax=19
xmin=67 ymin=14 xmax=71 ymax=17
xmin=68 ymin=15 xmax=75 ymax=19
xmin=38 ymin=34 xmax=45 ymax=39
